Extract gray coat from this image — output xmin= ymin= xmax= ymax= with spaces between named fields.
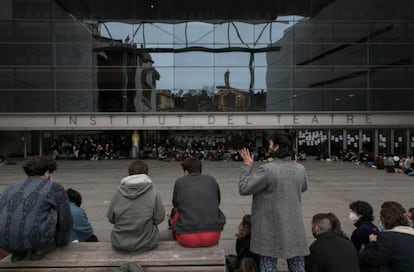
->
xmin=239 ymin=158 xmax=309 ymax=259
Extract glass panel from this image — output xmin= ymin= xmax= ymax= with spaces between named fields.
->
xmin=294 ymin=22 xmax=334 ymax=43
xmin=410 ymin=129 xmax=414 ymax=155
xmin=14 ymin=22 xmax=51 ymax=42
xmin=362 ymin=129 xmax=374 ymax=154
xmin=334 ymin=23 xmax=371 ymax=43
xmin=297 ymin=129 xmax=329 ymax=157
xmin=174 ymin=22 xmax=214 ymax=48
xmin=138 ymin=23 xmax=174 ymax=45
xmin=372 ymin=0 xmax=408 ymax=20
xmin=14 ymin=68 xmax=52 ymax=89
xmin=174 ymin=52 xmax=213 ymax=67
xmin=54 ymin=22 xmax=92 ymax=43
xmin=378 ymin=129 xmax=391 ymax=155
xmin=174 ymin=67 xmax=214 ymax=90
xmin=330 ymin=129 xmax=344 ymax=158
xmin=345 ymin=129 xmax=359 ymax=152
xmin=370 ymin=44 xmax=410 ymax=66
xmin=394 ymin=129 xmax=407 ymax=156
xmin=0 ymin=22 xmax=13 ymax=42
xmin=214 ymin=52 xmax=250 ymax=67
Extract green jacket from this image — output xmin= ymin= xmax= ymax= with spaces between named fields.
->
xmin=107 ymin=174 xmax=165 ymax=252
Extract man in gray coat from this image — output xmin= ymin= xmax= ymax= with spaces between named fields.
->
xmin=239 ymin=130 xmax=309 ymax=272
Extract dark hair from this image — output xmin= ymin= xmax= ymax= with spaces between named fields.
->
xmin=268 ymin=129 xmax=296 ymax=159
xmin=236 ymin=214 xmax=252 ymax=239
xmin=181 ymin=157 xmax=202 ymax=174
xmin=311 ymin=213 xmax=332 ymax=232
xmin=22 ymin=155 xmax=57 ymax=176
xmin=67 ymin=188 xmax=82 ymax=207
xmin=381 ymin=201 xmax=406 ymax=213
xmin=128 ymin=160 xmax=149 ymax=175
xmin=381 ymin=205 xmax=409 ymax=229
xmin=349 ymin=200 xmax=374 ymax=222
xmin=326 ymin=212 xmax=349 ymax=239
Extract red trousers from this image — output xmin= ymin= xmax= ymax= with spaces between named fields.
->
xmin=171 ymin=210 xmax=221 ymax=248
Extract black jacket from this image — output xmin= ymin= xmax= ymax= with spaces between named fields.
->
xmin=306 ymin=231 xmax=360 ymax=272
xmin=359 ymin=227 xmax=414 ymax=272
xmin=351 ymin=220 xmax=380 ymax=252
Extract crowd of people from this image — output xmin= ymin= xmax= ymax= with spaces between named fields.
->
xmin=0 ymin=130 xmax=414 ymax=272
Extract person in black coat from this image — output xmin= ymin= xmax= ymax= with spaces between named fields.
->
xmin=306 ymin=213 xmax=360 ymax=272
xmin=235 ymin=215 xmax=260 ymax=269
xmin=349 ymin=201 xmax=380 ymax=252
xmin=359 ymin=202 xmax=414 ymax=272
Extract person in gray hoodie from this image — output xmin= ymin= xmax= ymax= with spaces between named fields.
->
xmin=106 ymin=160 xmax=165 ymax=252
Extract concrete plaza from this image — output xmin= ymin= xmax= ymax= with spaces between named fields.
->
xmin=1 ymin=158 xmax=413 ymax=270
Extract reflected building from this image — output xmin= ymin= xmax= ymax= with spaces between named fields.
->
xmin=0 ymin=0 xmax=413 ymax=158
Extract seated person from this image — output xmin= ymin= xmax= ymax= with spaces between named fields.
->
xmin=170 ymin=157 xmax=226 ymax=247
xmin=0 ymin=155 xmax=72 ymax=262
xmin=349 ymin=201 xmax=380 ymax=252
xmin=306 ymin=213 xmax=360 ymax=272
xmin=359 ymin=202 xmax=414 ymax=272
xmin=106 ymin=160 xmax=165 ymax=252
xmin=66 ymin=188 xmax=98 ymax=242
xmin=235 ymin=215 xmax=260 ymax=269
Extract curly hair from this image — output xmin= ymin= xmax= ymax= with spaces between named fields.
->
xmin=380 ymin=205 xmax=409 ymax=229
xmin=22 ymin=155 xmax=57 ymax=176
xmin=349 ymin=200 xmax=374 ymax=222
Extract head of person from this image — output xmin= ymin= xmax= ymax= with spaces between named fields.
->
xmin=311 ymin=213 xmax=332 ymax=238
xmin=268 ymin=129 xmax=296 ymax=159
xmin=381 ymin=201 xmax=406 ymax=213
xmin=128 ymin=160 xmax=149 ymax=175
xmin=236 ymin=214 xmax=252 ymax=239
xmin=380 ymin=204 xmax=410 ymax=229
xmin=181 ymin=157 xmax=202 ymax=175
xmin=326 ymin=212 xmax=349 ymax=239
xmin=66 ymin=188 xmax=82 ymax=207
xmin=349 ymin=200 xmax=374 ymax=223
xmin=22 ymin=155 xmax=57 ymax=180
xmin=408 ymin=207 xmax=414 ymax=221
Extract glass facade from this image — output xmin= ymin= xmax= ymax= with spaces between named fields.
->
xmin=0 ymin=0 xmax=413 ymax=158
xmin=1 ymin=0 xmax=414 ymax=113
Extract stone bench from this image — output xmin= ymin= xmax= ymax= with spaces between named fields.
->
xmin=0 ymin=241 xmax=226 ymax=272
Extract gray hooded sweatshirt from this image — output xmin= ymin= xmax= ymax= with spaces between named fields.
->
xmin=106 ymin=174 xmax=165 ymax=252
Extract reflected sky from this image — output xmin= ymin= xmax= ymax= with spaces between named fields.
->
xmin=100 ymin=17 xmax=304 ymax=91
